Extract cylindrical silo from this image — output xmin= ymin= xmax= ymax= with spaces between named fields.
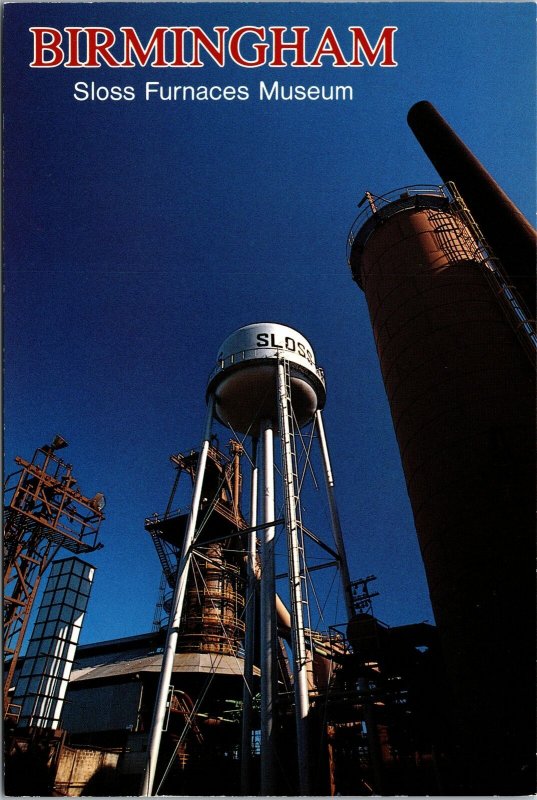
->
xmin=407 ymin=101 xmax=536 ymax=318
xmin=348 ymin=187 xmax=535 ymax=794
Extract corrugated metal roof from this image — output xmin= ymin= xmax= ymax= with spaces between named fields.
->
xmin=70 ymin=652 xmax=259 ymax=683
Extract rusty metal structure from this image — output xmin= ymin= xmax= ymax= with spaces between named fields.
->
xmin=348 ymin=178 xmax=535 ymax=793
xmin=318 ymin=596 xmax=449 ymax=796
xmin=4 ymin=596 xmax=448 ymax=796
xmin=138 ymin=441 xmax=257 ymax=794
xmin=145 ymin=441 xmax=248 ymax=657
xmin=3 ymin=437 xmax=104 ymax=719
xmin=3 ymin=436 xmax=454 ymax=796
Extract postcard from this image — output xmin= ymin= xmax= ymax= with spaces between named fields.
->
xmin=3 ymin=2 xmax=535 ymax=796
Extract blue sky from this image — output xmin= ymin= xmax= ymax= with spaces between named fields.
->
xmin=4 ymin=2 xmax=536 ymax=646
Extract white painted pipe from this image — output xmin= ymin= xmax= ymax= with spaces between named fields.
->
xmin=260 ymin=419 xmax=276 ymax=795
xmin=240 ymin=438 xmax=258 ymax=794
xmin=141 ymin=395 xmax=215 ymax=797
xmin=277 ymin=359 xmax=311 ymax=795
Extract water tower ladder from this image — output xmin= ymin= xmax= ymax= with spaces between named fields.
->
xmin=279 ymin=357 xmax=312 ymax=666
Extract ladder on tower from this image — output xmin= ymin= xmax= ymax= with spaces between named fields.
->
xmin=278 ymin=356 xmax=312 ymax=671
xmin=447 ymin=181 xmax=537 ymax=362
xmin=277 ymin=355 xmax=313 ymax=794
xmin=149 ymin=530 xmax=176 ymax=588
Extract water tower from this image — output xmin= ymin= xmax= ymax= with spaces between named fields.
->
xmin=141 ymin=323 xmax=354 ymax=796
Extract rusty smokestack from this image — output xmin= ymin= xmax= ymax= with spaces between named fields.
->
xmin=407 ymin=100 xmax=536 ymax=317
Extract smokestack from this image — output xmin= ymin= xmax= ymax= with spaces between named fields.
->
xmin=407 ymin=100 xmax=536 ymax=317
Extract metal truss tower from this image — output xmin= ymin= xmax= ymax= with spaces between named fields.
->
xmin=3 ymin=436 xmax=104 ymax=718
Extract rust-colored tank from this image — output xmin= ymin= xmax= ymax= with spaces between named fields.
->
xmin=407 ymin=101 xmax=536 ymax=317
xmin=348 ymin=188 xmax=535 ymax=794
xmin=181 ymin=542 xmax=245 ymax=656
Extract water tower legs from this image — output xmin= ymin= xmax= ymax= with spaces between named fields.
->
xmin=260 ymin=419 xmax=277 ymax=795
xmin=141 ymin=396 xmax=216 ymax=797
xmin=277 ymin=359 xmax=311 ymax=795
xmin=316 ymin=410 xmax=355 ymax=623
xmin=142 ymin=321 xmax=348 ymax=795
xmin=240 ymin=438 xmax=259 ymax=795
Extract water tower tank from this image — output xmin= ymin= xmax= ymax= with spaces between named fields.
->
xmin=206 ymin=322 xmax=326 ymax=434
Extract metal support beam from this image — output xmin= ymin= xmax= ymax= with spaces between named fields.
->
xmin=260 ymin=419 xmax=276 ymax=795
xmin=276 ymin=560 xmax=339 ymax=580
xmin=316 ymin=410 xmax=355 ymax=622
xmin=141 ymin=395 xmax=215 ymax=797
xmin=277 ymin=358 xmax=311 ymax=795
xmin=183 ymin=518 xmax=284 ymax=553
xmin=300 ymin=523 xmax=341 ymax=562
xmin=240 ymin=437 xmax=258 ymax=794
